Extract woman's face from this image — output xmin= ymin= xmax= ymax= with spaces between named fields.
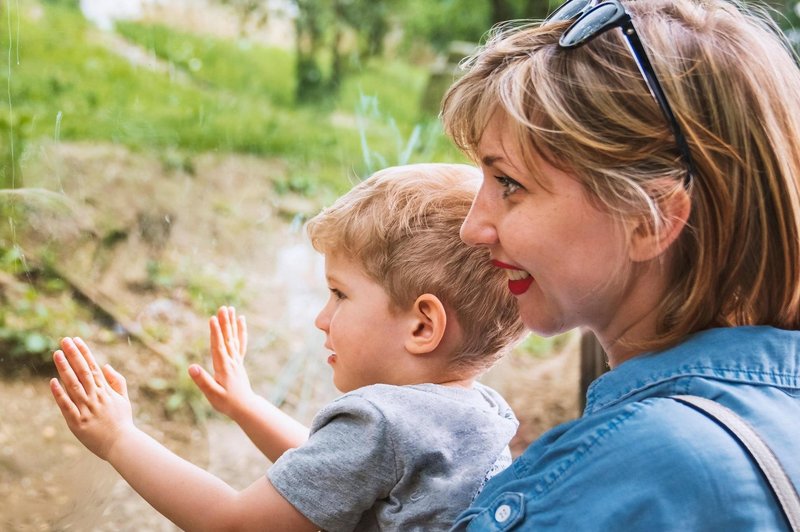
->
xmin=461 ymin=112 xmax=637 ymax=340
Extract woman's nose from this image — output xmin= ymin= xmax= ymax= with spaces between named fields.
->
xmin=460 ymin=189 xmax=499 ymax=247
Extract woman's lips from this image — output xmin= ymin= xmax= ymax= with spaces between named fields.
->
xmin=508 ymin=276 xmax=534 ymax=295
xmin=491 ymin=260 xmax=534 ymax=295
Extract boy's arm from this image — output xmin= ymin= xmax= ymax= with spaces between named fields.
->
xmin=50 ymin=337 xmax=317 ymax=532
xmin=189 ymin=307 xmax=309 ymax=462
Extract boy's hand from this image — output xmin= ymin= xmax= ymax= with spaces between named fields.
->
xmin=189 ymin=306 xmax=255 ymax=419
xmin=50 ymin=337 xmax=135 ymax=461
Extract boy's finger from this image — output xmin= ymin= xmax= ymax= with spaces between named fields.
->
xmin=209 ymin=317 xmax=228 ymax=374
xmin=220 ymin=307 xmax=236 ymax=354
xmin=238 ymin=315 xmax=248 ymax=358
xmin=50 ymin=377 xmax=81 ymax=422
xmin=188 ymin=364 xmax=225 ymax=400
xmin=102 ymin=364 xmax=128 ymax=397
xmin=228 ymin=306 xmax=240 ymax=352
xmin=60 ymin=338 xmax=98 ymax=394
xmin=72 ymin=337 xmax=108 ymax=387
xmin=216 ymin=307 xmax=233 ymax=354
xmin=217 ymin=306 xmax=230 ymax=334
xmin=53 ymin=350 xmax=89 ymax=405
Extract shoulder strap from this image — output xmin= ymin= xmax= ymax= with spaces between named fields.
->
xmin=672 ymin=394 xmax=800 ymax=532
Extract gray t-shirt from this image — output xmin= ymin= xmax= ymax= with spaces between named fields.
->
xmin=268 ymin=382 xmax=517 ymax=532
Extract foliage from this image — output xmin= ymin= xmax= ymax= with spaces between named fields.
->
xmin=143 ymin=259 xmax=246 ymax=316
xmin=355 ymin=93 xmax=443 ymax=175
xmin=398 ymin=0 xmax=555 ymax=52
xmin=0 ymin=111 xmax=32 ymax=189
xmin=514 ymin=331 xmax=576 ymax=359
xmin=293 ymin=0 xmax=410 ymax=101
xmin=399 ymin=0 xmax=492 ymax=52
xmin=215 ymin=0 xmax=271 ymax=33
xmin=145 ymin=356 xmax=211 ymax=422
xmin=0 ymin=244 xmax=90 ymax=371
xmin=0 ymin=2 xmax=461 ymax=195
xmin=115 ymin=21 xmax=296 ymax=106
xmin=399 ymin=0 xmax=799 ymax=53
xmin=40 ymin=0 xmax=79 ymax=8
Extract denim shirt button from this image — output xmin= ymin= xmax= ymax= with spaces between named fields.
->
xmin=494 ymin=504 xmax=512 ymax=523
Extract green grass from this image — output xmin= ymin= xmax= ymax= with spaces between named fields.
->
xmin=0 ymin=2 xmax=464 ymax=195
xmin=115 ymin=21 xmax=296 ymax=106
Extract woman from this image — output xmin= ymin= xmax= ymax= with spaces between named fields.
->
xmin=441 ymin=0 xmax=800 ymax=529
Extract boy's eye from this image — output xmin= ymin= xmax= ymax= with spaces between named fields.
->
xmin=329 ymin=288 xmax=346 ymax=300
xmin=495 ymin=175 xmax=523 ymax=198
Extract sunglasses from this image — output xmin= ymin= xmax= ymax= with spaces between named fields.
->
xmin=546 ymin=0 xmax=695 ymax=185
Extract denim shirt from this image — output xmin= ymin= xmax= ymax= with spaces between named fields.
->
xmin=454 ymin=326 xmax=800 ymax=531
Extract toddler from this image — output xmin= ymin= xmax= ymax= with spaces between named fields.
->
xmin=51 ymin=163 xmax=525 ymax=531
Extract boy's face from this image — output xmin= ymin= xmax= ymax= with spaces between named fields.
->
xmin=315 ymin=253 xmax=411 ymax=393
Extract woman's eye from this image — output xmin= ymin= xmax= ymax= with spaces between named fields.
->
xmin=495 ymin=175 xmax=523 ymax=198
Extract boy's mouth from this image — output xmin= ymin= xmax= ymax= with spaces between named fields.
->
xmin=491 ymin=260 xmax=534 ymax=296
xmin=327 ymin=353 xmax=337 ymax=364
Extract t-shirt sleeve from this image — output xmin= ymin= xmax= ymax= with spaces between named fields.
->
xmin=267 ymin=393 xmax=397 ymax=531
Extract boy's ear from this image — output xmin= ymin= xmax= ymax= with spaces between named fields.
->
xmin=629 ymin=187 xmax=691 ymax=262
xmin=404 ymin=294 xmax=447 ymax=355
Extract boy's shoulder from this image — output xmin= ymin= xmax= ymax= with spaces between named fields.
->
xmin=271 ymin=385 xmax=518 ymax=531
xmin=312 ymin=382 xmax=517 ymax=436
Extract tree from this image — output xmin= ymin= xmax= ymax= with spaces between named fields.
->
xmin=293 ymin=0 xmax=398 ymax=102
xmin=216 ymin=0 xmax=271 ymax=36
xmin=489 ymin=0 xmax=554 ymax=24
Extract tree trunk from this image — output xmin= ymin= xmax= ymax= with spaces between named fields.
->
xmin=294 ymin=0 xmax=325 ymax=101
xmin=489 ymin=0 xmax=515 ymax=25
xmin=523 ymin=0 xmax=552 ymax=19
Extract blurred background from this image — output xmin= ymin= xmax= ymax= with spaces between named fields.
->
xmin=1 ymin=0 xmax=798 ymax=529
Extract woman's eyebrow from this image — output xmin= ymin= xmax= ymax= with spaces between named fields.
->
xmin=481 ymin=155 xmax=504 ymax=167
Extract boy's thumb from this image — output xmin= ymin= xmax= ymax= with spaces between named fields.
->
xmin=103 ymin=364 xmax=128 ymax=396
xmin=188 ymin=364 xmax=215 ymax=395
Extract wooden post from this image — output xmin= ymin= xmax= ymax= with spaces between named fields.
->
xmin=579 ymin=330 xmax=608 ymax=412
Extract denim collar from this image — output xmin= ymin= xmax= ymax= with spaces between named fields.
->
xmin=584 ymin=326 xmax=800 ymax=415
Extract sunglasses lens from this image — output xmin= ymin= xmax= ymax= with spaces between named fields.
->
xmin=547 ymin=0 xmax=594 ymax=22
xmin=560 ymin=3 xmax=622 ymax=47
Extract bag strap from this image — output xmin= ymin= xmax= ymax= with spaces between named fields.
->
xmin=672 ymin=394 xmax=800 ymax=531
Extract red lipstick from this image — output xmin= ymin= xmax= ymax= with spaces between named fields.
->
xmin=491 ymin=259 xmax=518 ymax=269
xmin=491 ymin=260 xmax=534 ymax=296
xmin=508 ymin=276 xmax=534 ymax=295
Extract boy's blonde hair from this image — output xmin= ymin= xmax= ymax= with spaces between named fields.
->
xmin=307 ymin=163 xmax=524 ymax=371
xmin=441 ymin=0 xmax=800 ymax=351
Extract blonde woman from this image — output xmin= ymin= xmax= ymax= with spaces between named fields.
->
xmin=442 ymin=0 xmax=800 ymax=529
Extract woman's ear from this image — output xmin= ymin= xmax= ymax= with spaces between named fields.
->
xmin=404 ymin=294 xmax=447 ymax=355
xmin=629 ymin=187 xmax=691 ymax=262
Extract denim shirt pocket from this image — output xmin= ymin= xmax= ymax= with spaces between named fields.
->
xmin=452 ymin=492 xmax=525 ymax=531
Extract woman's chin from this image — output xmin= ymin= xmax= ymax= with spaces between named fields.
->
xmin=518 ymin=305 xmax=565 ymax=337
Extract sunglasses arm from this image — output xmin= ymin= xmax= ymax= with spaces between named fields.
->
xmin=619 ymin=21 xmax=695 ymax=181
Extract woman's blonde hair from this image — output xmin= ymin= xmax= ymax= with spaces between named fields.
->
xmin=441 ymin=0 xmax=800 ymax=351
xmin=307 ymin=163 xmax=525 ymax=371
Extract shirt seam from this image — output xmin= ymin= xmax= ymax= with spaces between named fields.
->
xmin=356 ymin=394 xmax=401 ymax=487
xmin=513 ymin=402 xmax=646 ymax=497
xmin=587 ymin=368 xmax=800 ymax=413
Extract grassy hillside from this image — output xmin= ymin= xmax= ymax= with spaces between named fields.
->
xmin=1 ymin=1 xmax=464 ymax=193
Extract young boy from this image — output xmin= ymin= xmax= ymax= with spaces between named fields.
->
xmin=50 ymin=163 xmax=525 ymax=531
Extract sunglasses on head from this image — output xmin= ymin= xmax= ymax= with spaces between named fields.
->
xmin=546 ymin=0 xmax=695 ymax=185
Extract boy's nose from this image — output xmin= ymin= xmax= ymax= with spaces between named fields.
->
xmin=314 ymin=306 xmax=330 ymax=332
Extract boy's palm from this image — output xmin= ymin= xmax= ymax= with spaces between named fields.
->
xmin=50 ymin=337 xmax=135 ymax=460
xmin=190 ymin=306 xmax=256 ymax=418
